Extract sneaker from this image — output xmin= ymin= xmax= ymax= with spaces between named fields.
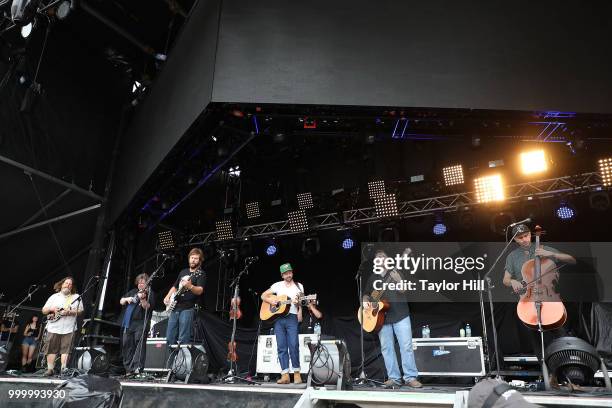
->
xmin=405 ymin=378 xmax=423 ymax=388
xmin=383 ymin=379 xmax=402 ymax=388
xmin=44 ymin=369 xmax=54 ymax=377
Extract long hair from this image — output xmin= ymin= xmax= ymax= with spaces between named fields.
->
xmin=134 ymin=273 xmax=149 ymax=286
xmin=53 ymin=276 xmax=77 ymax=294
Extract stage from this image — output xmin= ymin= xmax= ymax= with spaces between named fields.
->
xmin=1 ymin=375 xmax=612 ymax=408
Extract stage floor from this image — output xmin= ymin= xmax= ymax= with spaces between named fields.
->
xmin=1 ymin=374 xmax=611 ymax=408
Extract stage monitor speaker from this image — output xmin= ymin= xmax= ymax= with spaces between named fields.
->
xmin=144 ymin=337 xmax=169 ymax=371
xmin=75 ymin=346 xmax=109 ymax=374
xmin=0 ymin=343 xmax=10 ymax=372
xmin=166 ymin=344 xmax=209 ymax=384
xmin=307 ymin=339 xmax=351 ymax=390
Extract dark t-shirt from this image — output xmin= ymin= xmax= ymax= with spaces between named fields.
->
xmin=505 ymin=244 xmax=560 ymax=281
xmin=300 ymin=310 xmax=322 ymax=334
xmin=365 ymin=269 xmax=410 ymax=324
xmin=121 ymin=288 xmax=156 ymax=323
xmin=172 ymin=268 xmax=207 ymax=311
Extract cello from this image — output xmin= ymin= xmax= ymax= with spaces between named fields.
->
xmin=516 ymin=225 xmax=567 ymax=330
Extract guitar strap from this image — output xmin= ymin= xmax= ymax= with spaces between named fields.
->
xmin=63 ymin=294 xmax=73 ymax=311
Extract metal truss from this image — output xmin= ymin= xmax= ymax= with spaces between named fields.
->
xmin=186 ymin=172 xmax=604 ymax=246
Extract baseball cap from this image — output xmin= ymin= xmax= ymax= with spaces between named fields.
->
xmin=279 ymin=263 xmax=293 ymax=274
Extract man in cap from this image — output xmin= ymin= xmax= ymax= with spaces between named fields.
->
xmin=502 ymin=223 xmax=575 ymax=363
xmin=261 ymin=263 xmax=304 ymax=384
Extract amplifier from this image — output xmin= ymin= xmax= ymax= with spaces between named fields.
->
xmin=412 ymin=337 xmax=485 ymax=377
xmin=144 ymin=337 xmax=169 ymax=372
xmin=256 ymin=334 xmax=319 ymax=374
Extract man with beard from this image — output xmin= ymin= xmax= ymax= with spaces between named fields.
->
xmin=41 ymin=277 xmax=83 ymax=376
xmin=164 ymin=248 xmax=206 ymax=346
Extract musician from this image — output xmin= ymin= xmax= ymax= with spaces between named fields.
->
xmin=261 ymin=263 xmax=304 ymax=384
xmin=502 ymin=223 xmax=576 ymax=362
xmin=299 ymin=299 xmax=323 ymax=335
xmin=363 ymin=249 xmax=422 ymax=388
xmin=20 ymin=315 xmax=42 ymax=372
xmin=41 ymin=277 xmax=83 ymax=376
xmin=119 ymin=273 xmax=155 ymax=375
xmin=0 ymin=318 xmax=18 ymax=342
xmin=163 ymin=248 xmax=206 ymax=346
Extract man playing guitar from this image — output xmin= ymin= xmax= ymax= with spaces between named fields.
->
xmin=41 ymin=277 xmax=83 ymax=376
xmin=261 ymin=263 xmax=304 ymax=384
xmin=163 ymin=248 xmax=206 ymax=346
xmin=363 ymin=249 xmax=421 ymax=388
xmin=502 ymin=224 xmax=576 ymax=363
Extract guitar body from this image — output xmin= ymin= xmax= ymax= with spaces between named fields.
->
xmin=357 ymin=300 xmax=390 ymax=333
xmin=260 ymin=295 xmax=291 ymax=322
xmin=166 ymin=271 xmax=203 ymax=312
xmin=46 ymin=309 xmax=64 ymax=323
xmin=516 ymin=300 xmax=567 ymax=330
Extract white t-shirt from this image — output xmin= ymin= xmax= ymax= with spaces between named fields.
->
xmin=43 ymin=292 xmax=84 ymax=334
xmin=269 ymin=281 xmax=304 ymax=315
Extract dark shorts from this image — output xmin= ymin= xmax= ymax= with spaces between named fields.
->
xmin=43 ymin=332 xmax=73 ymax=355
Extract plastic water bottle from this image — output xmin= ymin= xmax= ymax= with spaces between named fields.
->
xmin=270 ymin=327 xmax=274 ymax=335
xmin=422 ymin=325 xmax=430 ymax=338
xmin=460 ymin=327 xmax=466 ymax=337
xmin=465 ymin=323 xmax=472 ymax=337
xmin=314 ymin=322 xmax=321 ymax=336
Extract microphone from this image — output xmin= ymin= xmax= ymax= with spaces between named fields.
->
xmin=162 ymin=253 xmax=175 ymax=259
xmin=508 ymin=217 xmax=531 ymax=228
xmin=246 ymin=256 xmax=259 ymax=262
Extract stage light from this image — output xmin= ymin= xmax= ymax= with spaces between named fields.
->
xmin=433 ymin=223 xmax=447 ymax=236
xmin=288 ymin=210 xmax=308 ymax=232
xmin=10 ymin=0 xmax=41 ymax=26
xmin=474 ymin=175 xmax=505 ymax=203
xmin=555 ymin=202 xmax=575 ymax=220
xmin=265 ymin=244 xmax=277 ymax=256
xmin=598 ymin=157 xmax=612 ymax=187
xmin=158 ymin=230 xmax=175 ymax=250
xmin=488 ymin=159 xmax=504 ymax=168
xmin=520 ymin=150 xmax=548 ymax=175
xmin=228 ymin=166 xmax=240 ymax=177
xmin=378 ymin=226 xmax=399 ymax=242
xmin=302 ymin=236 xmax=320 ymax=258
xmin=246 ymin=201 xmax=260 ymax=219
xmin=55 ymin=0 xmax=72 ymax=20
xmin=297 ymin=192 xmax=314 ymax=210
xmin=410 ymin=174 xmax=424 ymax=183
xmin=374 ymin=194 xmax=398 ymax=218
xmin=589 ymin=191 xmax=610 ymax=211
xmin=545 ymin=337 xmax=603 ymax=386
xmin=342 ymin=238 xmax=354 ymax=250
xmin=20 ymin=22 xmax=33 ymax=38
xmin=442 ymin=164 xmax=464 ymax=186
xmin=215 ymin=220 xmax=234 ymax=240
xmin=368 ymin=180 xmax=385 ymax=199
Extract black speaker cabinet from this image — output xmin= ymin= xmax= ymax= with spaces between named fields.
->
xmin=144 ymin=337 xmax=169 ymax=372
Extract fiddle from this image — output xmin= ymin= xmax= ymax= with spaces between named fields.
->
xmin=229 ymin=296 xmax=242 ymax=320
xmin=516 ymin=225 xmax=567 ymax=330
xmin=227 ymin=340 xmax=238 ymax=362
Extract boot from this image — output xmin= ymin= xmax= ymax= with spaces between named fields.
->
xmin=293 ymin=371 xmax=302 ymax=384
xmin=276 ymin=373 xmax=290 ymax=384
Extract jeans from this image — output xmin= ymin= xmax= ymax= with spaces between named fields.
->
xmin=166 ymin=308 xmax=194 ymax=346
xmin=378 ymin=315 xmax=418 ymax=382
xmin=274 ymin=313 xmax=300 ymax=373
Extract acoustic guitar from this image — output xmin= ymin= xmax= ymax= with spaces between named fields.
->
xmin=260 ymin=294 xmax=317 ymax=322
xmin=357 ymin=269 xmax=401 ymax=333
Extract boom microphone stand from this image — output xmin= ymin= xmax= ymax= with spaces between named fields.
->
xmin=481 ymin=227 xmax=521 ymax=378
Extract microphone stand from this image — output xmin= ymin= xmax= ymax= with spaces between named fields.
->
xmin=221 ymin=257 xmax=257 ymax=384
xmin=481 ymin=228 xmax=520 ymax=378
xmin=353 ymin=252 xmax=385 ymax=387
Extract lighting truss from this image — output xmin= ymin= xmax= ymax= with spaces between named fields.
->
xmin=288 ymin=210 xmax=309 ymax=232
xmin=297 ymin=192 xmax=314 ymax=210
xmin=246 ymin=201 xmax=260 ymax=219
xmin=186 ymin=172 xmax=602 ymax=245
xmin=215 ymin=220 xmax=234 ymax=240
xmin=442 ymin=165 xmax=464 ymax=186
xmin=368 ymin=180 xmax=385 ymax=199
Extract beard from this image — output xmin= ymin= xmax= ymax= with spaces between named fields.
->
xmin=61 ymin=288 xmax=71 ymax=295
